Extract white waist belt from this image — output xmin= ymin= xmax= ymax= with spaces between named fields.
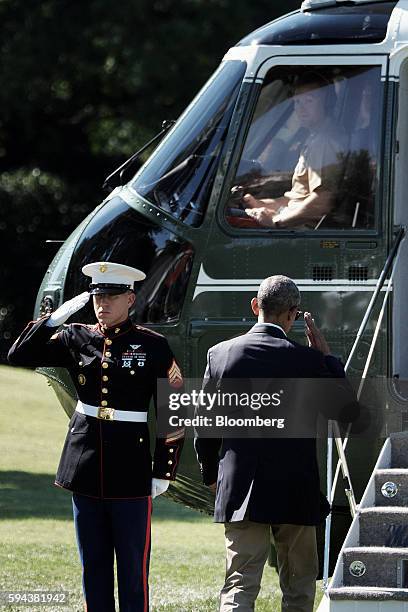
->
xmin=76 ymin=400 xmax=148 ymax=423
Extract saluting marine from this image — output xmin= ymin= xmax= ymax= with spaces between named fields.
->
xmin=8 ymin=261 xmax=185 ymax=612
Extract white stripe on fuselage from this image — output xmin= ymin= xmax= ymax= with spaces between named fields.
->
xmin=193 ymin=265 xmax=390 ymax=299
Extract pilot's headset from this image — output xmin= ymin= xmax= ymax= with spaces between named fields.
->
xmin=293 ymin=70 xmax=337 ymax=117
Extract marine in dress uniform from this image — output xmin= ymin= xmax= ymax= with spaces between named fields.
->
xmin=8 ymin=262 xmax=184 ymax=612
xmin=194 ymin=275 xmax=357 ymax=612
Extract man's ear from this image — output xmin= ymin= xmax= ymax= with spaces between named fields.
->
xmin=251 ymin=297 xmax=259 ymax=316
xmin=287 ymin=307 xmax=296 ymax=322
xmin=128 ymin=292 xmax=136 ymax=308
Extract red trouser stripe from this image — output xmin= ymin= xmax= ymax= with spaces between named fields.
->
xmin=143 ymin=496 xmax=152 ymax=612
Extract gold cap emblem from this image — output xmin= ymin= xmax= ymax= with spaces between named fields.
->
xmin=99 ymin=263 xmax=108 ymax=273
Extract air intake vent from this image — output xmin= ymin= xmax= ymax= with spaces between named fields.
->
xmin=312 ymin=266 xmax=333 ymax=281
xmin=349 ymin=266 xmax=369 ymax=282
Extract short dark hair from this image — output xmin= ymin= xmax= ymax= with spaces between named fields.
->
xmin=257 ymin=275 xmax=300 ymax=317
xmin=295 ymin=70 xmax=332 ymax=92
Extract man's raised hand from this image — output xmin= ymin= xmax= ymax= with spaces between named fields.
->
xmin=304 ymin=312 xmax=331 ymax=356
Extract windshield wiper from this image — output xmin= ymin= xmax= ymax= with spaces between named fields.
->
xmin=102 ymin=119 xmax=176 ymax=191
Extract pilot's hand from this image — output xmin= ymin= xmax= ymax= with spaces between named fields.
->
xmin=243 ymin=193 xmax=264 ymax=208
xmin=151 ymin=478 xmax=170 ymax=499
xmin=245 ymin=207 xmax=275 ymax=227
xmin=304 ymin=312 xmax=331 ymax=356
xmin=208 ymin=482 xmax=217 ymax=494
xmin=45 ymin=292 xmax=90 ymax=327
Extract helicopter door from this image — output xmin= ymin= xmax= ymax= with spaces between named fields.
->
xmin=189 ymin=55 xmax=389 ymax=383
xmin=390 ymin=51 xmax=408 ymax=392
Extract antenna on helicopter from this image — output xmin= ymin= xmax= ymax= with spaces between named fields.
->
xmin=102 ymin=119 xmax=176 ymax=192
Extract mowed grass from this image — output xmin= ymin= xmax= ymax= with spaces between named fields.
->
xmin=0 ymin=366 xmax=324 ymax=611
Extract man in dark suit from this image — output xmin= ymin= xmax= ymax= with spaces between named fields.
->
xmin=194 ymin=275 xmax=356 ymax=612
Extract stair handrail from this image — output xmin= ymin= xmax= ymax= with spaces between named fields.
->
xmin=330 ymin=228 xmax=406 ymax=510
xmin=322 ymin=226 xmax=406 ymax=589
xmin=345 ymin=226 xmax=405 ymax=371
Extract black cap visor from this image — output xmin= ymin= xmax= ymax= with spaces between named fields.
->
xmin=89 ymin=283 xmax=133 ymax=295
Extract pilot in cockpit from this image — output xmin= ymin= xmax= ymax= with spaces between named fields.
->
xmin=242 ymin=71 xmax=347 ymax=229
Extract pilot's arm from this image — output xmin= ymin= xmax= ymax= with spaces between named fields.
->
xmin=275 ymin=189 xmax=333 ymax=227
xmin=243 ymin=128 xmax=344 ymax=228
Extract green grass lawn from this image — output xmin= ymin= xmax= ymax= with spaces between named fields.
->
xmin=0 ymin=365 xmax=324 ymax=611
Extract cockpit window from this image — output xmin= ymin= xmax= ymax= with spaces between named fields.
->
xmin=225 ymin=65 xmax=382 ymax=232
xmin=131 ymin=60 xmax=246 ymax=227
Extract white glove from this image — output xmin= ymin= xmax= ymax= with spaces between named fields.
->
xmin=151 ymin=478 xmax=170 ymax=499
xmin=45 ymin=292 xmax=90 ymax=327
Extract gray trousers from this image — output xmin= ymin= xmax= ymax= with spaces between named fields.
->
xmin=219 ymin=520 xmax=318 ymax=612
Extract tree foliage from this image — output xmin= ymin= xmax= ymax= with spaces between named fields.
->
xmin=0 ymin=0 xmax=299 ymax=359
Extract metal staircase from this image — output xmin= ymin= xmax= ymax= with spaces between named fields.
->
xmin=319 ymin=433 xmax=408 ymax=610
xmin=317 ymin=228 xmax=408 ymax=610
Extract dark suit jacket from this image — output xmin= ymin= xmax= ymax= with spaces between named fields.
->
xmin=194 ymin=323 xmax=357 ymax=525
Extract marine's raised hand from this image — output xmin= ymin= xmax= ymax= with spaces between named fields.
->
xmin=46 ymin=292 xmax=90 ymax=327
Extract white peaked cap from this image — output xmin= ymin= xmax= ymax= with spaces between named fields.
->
xmin=82 ymin=261 xmax=146 ymax=294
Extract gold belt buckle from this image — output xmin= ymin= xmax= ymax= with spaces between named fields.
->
xmin=97 ymin=407 xmax=115 ymax=421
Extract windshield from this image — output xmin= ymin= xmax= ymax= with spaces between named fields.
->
xmin=131 ymin=60 xmax=246 ymax=227
xmin=64 ymin=197 xmax=193 ymax=324
xmin=225 ymin=64 xmax=383 ymax=231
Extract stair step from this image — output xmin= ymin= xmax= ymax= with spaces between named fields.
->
xmin=391 ymin=436 xmax=408 ymax=469
xmin=375 ymin=469 xmax=408 ymax=506
xmin=360 ymin=508 xmax=408 ymax=547
xmin=343 ymin=547 xmax=408 ymax=588
xmin=329 ymin=586 xmax=408 ymax=601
